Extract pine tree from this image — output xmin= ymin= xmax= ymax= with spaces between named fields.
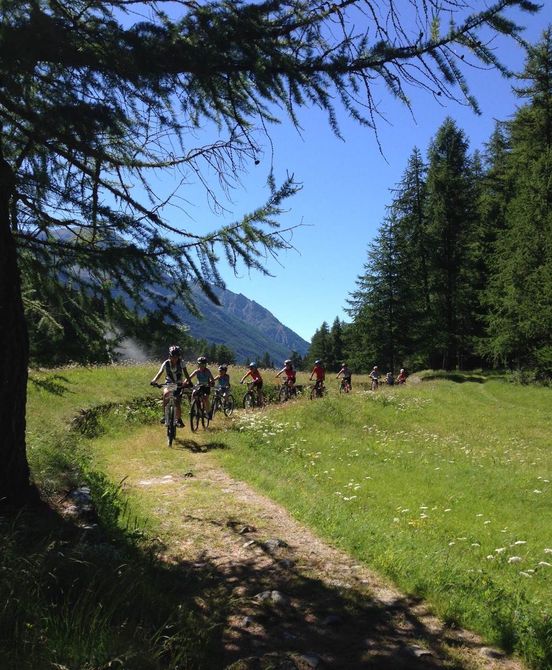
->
xmin=0 ymin=0 xmax=541 ymax=506
xmin=424 ymin=118 xmax=479 ymax=369
xmin=308 ymin=322 xmax=331 ymax=367
xmin=484 ymin=28 xmax=552 ymax=376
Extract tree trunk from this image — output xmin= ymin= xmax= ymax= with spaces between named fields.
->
xmin=0 ymin=152 xmax=37 ymax=510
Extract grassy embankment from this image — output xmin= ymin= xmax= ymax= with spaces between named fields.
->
xmin=5 ymin=364 xmax=552 ymax=669
xmin=3 ymin=364 xmax=228 ymax=670
xmin=215 ymin=369 xmax=552 ymax=669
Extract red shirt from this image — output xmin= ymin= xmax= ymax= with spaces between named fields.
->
xmin=245 ymin=368 xmax=262 ymax=383
xmin=311 ymin=365 xmax=325 ymax=381
xmin=282 ymin=367 xmax=296 ymax=381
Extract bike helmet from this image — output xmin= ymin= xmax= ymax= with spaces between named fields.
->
xmin=197 ymin=356 xmax=207 ymax=364
xmin=314 ymin=359 xmax=321 ymax=365
xmin=249 ymin=362 xmax=257 ymax=368
xmin=169 ymin=345 xmax=181 ymax=357
xmin=218 ymin=365 xmax=227 ymax=371
xmin=284 ymin=359 xmax=292 ymax=365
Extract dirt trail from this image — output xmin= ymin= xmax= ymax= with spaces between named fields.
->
xmin=133 ymin=444 xmax=526 ymax=670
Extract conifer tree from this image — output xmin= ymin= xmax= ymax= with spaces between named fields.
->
xmin=484 ymin=28 xmax=552 ymax=376
xmin=425 ymin=118 xmax=479 ymax=369
xmin=0 ymin=0 xmax=540 ymax=506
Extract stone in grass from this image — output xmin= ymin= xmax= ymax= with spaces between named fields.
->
xmin=401 ymin=644 xmax=434 ymax=659
xmin=480 ymin=647 xmax=506 ymax=660
xmin=263 ymin=538 xmax=289 ymax=551
xmin=291 ymin=652 xmax=323 ymax=668
xmin=255 ymin=590 xmax=290 ymax=606
xmin=224 ymin=652 xmax=297 ymax=669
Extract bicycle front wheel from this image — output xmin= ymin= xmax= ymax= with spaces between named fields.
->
xmin=278 ymin=386 xmax=289 ymax=403
xmin=166 ymin=403 xmax=175 ymax=447
xmin=190 ymin=400 xmax=200 ymax=432
xmin=243 ymin=392 xmax=255 ymax=409
xmin=310 ymin=386 xmax=318 ymax=400
xmin=223 ymin=394 xmax=235 ymax=416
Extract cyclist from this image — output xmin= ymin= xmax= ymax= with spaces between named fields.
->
xmin=150 ymin=345 xmax=192 ymax=427
xmin=336 ymin=362 xmax=352 ymax=390
xmin=385 ymin=371 xmax=394 ymax=385
xmin=189 ymin=356 xmax=215 ymax=418
xmin=370 ymin=365 xmax=380 ymax=389
xmin=310 ymin=359 xmax=326 ymax=393
xmin=240 ymin=362 xmax=264 ymax=404
xmin=275 ymin=359 xmax=296 ymax=395
xmin=214 ymin=365 xmax=231 ymax=393
xmin=396 ymin=368 xmax=407 ymax=384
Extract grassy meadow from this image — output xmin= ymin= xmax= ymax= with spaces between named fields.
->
xmin=8 ymin=363 xmax=552 ymax=669
xmin=215 ymin=368 xmax=552 ymax=668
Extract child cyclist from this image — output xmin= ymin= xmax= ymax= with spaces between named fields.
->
xmin=189 ymin=356 xmax=215 ymax=417
xmin=213 ymin=365 xmax=231 ymax=393
xmin=310 ymin=359 xmax=326 ymax=392
xmin=336 ymin=362 xmax=352 ymax=391
xmin=396 ymin=368 xmax=407 ymax=384
xmin=275 ymin=359 xmax=296 ymax=394
xmin=240 ymin=362 xmax=264 ymax=404
xmin=150 ymin=345 xmax=192 ymax=427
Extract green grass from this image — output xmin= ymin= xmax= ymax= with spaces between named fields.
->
xmin=2 ymin=363 xmax=227 ymax=670
xmin=215 ymin=373 xmax=552 ymax=668
xmin=19 ymin=364 xmax=552 ymax=669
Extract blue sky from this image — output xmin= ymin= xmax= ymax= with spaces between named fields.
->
xmin=165 ymin=3 xmax=550 ymax=344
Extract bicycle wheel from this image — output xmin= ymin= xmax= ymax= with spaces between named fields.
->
xmin=279 ymin=386 xmax=289 ymax=403
xmin=310 ymin=386 xmax=318 ymax=400
xmin=223 ymin=394 xmax=235 ymax=416
xmin=201 ymin=404 xmax=210 ymax=429
xmin=243 ymin=392 xmax=255 ymax=409
xmin=211 ymin=396 xmax=220 ymax=418
xmin=166 ymin=403 xmax=176 ymax=447
xmin=190 ymin=399 xmax=200 ymax=432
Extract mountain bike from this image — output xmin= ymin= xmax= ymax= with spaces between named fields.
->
xmin=190 ymin=385 xmax=211 ymax=432
xmin=339 ymin=378 xmax=351 ymax=393
xmin=310 ymin=380 xmax=326 ymax=400
xmin=370 ymin=377 xmax=379 ymax=391
xmin=278 ymin=381 xmax=297 ymax=403
xmin=151 ymin=382 xmax=182 ymax=447
xmin=212 ymin=388 xmax=235 ymax=417
xmin=242 ymin=381 xmax=263 ymax=408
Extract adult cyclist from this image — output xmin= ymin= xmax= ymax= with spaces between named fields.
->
xmin=150 ymin=345 xmax=192 ymax=427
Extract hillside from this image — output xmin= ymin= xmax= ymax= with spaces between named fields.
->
xmin=173 ymin=284 xmax=310 ymax=363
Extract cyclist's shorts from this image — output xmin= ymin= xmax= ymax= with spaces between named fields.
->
xmin=251 ymin=379 xmax=263 ymax=389
xmin=164 ymin=386 xmax=183 ymax=399
xmin=194 ymin=384 xmax=211 ymax=396
xmin=343 ymin=376 xmax=352 ymax=386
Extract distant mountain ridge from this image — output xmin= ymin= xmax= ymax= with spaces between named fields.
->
xmin=175 ymin=284 xmax=309 ymax=363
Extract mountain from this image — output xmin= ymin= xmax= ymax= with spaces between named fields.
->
xmin=174 ymin=284 xmax=310 ymax=364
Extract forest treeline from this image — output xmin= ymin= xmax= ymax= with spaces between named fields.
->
xmin=309 ymin=30 xmax=552 ymax=380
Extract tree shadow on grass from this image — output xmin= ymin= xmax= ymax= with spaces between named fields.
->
xmin=28 ymin=373 xmax=72 ymax=395
xmin=2 ymin=496 xmax=519 ymax=670
xmin=422 ymin=373 xmax=485 ymax=384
